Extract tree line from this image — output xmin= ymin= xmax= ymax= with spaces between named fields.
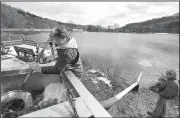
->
xmin=117 ymin=14 xmax=179 ymax=34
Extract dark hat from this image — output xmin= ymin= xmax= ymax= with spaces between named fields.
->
xmin=50 ymin=27 xmax=69 ymax=39
xmin=166 ymin=69 xmax=177 ymax=78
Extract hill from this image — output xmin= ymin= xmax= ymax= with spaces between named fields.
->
xmin=118 ymin=13 xmax=179 ymax=34
xmin=1 ymin=3 xmax=87 ymax=31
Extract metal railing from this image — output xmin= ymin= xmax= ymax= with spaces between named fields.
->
xmin=1 ymin=28 xmax=53 ymax=32
xmin=1 ymin=34 xmax=50 ymax=49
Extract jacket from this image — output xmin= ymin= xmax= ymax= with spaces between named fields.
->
xmin=41 ymin=37 xmax=83 ymax=78
xmin=159 ymin=79 xmax=179 ymax=99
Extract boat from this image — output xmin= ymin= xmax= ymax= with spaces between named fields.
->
xmin=1 ymin=29 xmax=143 ymax=117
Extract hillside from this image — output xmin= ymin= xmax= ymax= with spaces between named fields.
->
xmin=1 ymin=3 xmax=179 ymax=33
xmin=118 ymin=13 xmax=179 ymax=34
xmin=1 ymin=3 xmax=87 ymax=31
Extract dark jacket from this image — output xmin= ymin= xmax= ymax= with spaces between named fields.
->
xmin=159 ymin=79 xmax=179 ymax=99
xmin=41 ymin=48 xmax=83 ymax=78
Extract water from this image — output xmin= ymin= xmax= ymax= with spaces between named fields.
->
xmin=2 ymin=32 xmax=179 ymax=87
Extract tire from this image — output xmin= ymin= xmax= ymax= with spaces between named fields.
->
xmin=1 ymin=90 xmax=33 ymax=109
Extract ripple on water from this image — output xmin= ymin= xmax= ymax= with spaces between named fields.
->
xmin=138 ymin=59 xmax=152 ymax=67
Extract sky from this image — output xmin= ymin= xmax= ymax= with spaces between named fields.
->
xmin=3 ymin=2 xmax=179 ymax=27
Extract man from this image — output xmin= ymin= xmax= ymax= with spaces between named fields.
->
xmin=147 ymin=69 xmax=179 ymax=118
xmin=29 ymin=27 xmax=84 ymax=78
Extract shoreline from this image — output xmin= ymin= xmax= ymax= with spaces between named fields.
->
xmin=1 ymin=29 xmax=179 ymax=35
xmin=153 ymin=33 xmax=179 ymax=35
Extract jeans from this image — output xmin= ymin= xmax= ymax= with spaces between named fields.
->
xmin=152 ymin=97 xmax=166 ymax=118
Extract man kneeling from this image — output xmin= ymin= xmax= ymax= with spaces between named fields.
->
xmin=147 ymin=69 xmax=179 ymax=118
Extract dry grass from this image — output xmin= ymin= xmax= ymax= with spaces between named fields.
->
xmin=81 ymin=56 xmax=179 ymax=118
xmin=81 ymin=56 xmax=126 ymax=86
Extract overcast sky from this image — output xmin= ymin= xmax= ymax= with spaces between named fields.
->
xmin=3 ymin=2 xmax=179 ymax=27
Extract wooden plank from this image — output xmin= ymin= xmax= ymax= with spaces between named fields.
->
xmin=2 ymin=41 xmax=12 ymax=43
xmin=12 ymin=42 xmax=22 ymax=45
xmin=11 ymin=39 xmax=22 ymax=42
xmin=2 ymin=43 xmax=11 ymax=46
xmin=19 ymin=97 xmax=93 ymax=117
xmin=38 ymin=43 xmax=50 ymax=48
xmin=64 ymin=71 xmax=112 ymax=117
xmin=24 ymin=42 xmax=37 ymax=47
xmin=24 ymin=40 xmax=35 ymax=43
xmin=2 ymin=40 xmax=22 ymax=46
xmin=23 ymin=38 xmax=37 ymax=46
xmin=12 ymin=41 xmax=22 ymax=44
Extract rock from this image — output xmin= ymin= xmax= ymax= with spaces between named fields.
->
xmin=87 ymin=69 xmax=97 ymax=74
xmin=87 ymin=69 xmax=106 ymax=77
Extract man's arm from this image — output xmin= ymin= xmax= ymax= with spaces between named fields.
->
xmin=41 ymin=49 xmax=77 ymax=74
xmin=158 ymin=83 xmax=177 ymax=99
xmin=41 ymin=66 xmax=60 ymax=74
xmin=41 ymin=57 xmax=71 ymax=74
xmin=158 ymin=82 xmax=166 ymax=92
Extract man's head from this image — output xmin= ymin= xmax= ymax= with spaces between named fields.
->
xmin=166 ymin=69 xmax=177 ymax=80
xmin=50 ymin=27 xmax=70 ymax=46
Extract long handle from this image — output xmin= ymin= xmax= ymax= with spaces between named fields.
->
xmin=101 ymin=71 xmax=143 ymax=109
xmin=20 ymin=38 xmax=52 ymax=90
xmin=50 ymin=41 xmax=55 ymax=61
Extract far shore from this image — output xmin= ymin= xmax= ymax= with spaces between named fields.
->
xmin=1 ymin=28 xmax=179 ymax=36
xmin=153 ymin=33 xmax=179 ymax=35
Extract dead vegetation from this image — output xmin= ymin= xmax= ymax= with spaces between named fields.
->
xmin=81 ymin=56 xmax=179 ymax=117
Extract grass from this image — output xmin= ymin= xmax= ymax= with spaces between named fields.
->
xmin=81 ymin=55 xmax=179 ymax=118
xmin=81 ymin=56 xmax=127 ymax=87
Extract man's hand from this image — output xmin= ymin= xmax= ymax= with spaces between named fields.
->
xmin=29 ymin=62 xmax=41 ymax=72
xmin=19 ymin=68 xmax=32 ymax=74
